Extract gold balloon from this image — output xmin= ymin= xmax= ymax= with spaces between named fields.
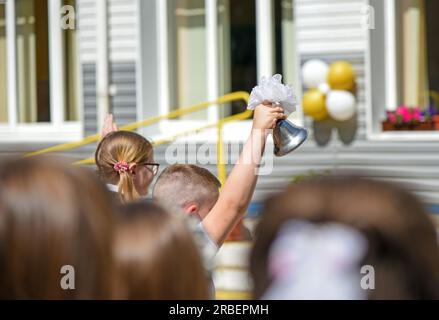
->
xmin=327 ymin=61 xmax=355 ymax=90
xmin=312 ymin=109 xmax=329 ymax=121
xmin=302 ymin=89 xmax=328 ymax=120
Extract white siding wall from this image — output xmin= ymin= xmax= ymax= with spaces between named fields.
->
xmin=296 ymin=0 xmax=368 ymax=54
xmin=77 ymin=0 xmax=97 ymax=63
xmin=108 ymin=0 xmax=138 ymax=62
xmin=78 ymin=0 xmax=138 ymax=62
xmin=77 ymin=0 xmax=138 ymax=135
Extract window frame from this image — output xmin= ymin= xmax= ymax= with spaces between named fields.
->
xmin=366 ymin=0 xmax=439 ymax=141
xmin=0 ymin=0 xmax=82 ymax=143
xmin=157 ymin=0 xmax=223 ymax=136
xmin=148 ymin=0 xmax=302 ymax=142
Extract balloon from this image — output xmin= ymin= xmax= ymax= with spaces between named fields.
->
xmin=302 ymin=60 xmax=329 ymax=89
xmin=327 ymin=61 xmax=355 ymax=90
xmin=302 ymin=89 xmax=328 ymax=120
xmin=326 ymin=90 xmax=356 ymax=121
xmin=318 ymin=83 xmax=330 ymax=95
xmin=311 ymin=109 xmax=329 ymax=121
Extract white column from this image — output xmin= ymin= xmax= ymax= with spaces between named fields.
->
xmin=96 ymin=0 xmax=109 ymax=131
xmin=157 ymin=0 xmax=170 ymax=116
xmin=256 ymin=0 xmax=275 ymax=81
xmin=48 ymin=0 xmax=65 ymax=125
xmin=206 ymin=0 xmax=219 ymax=122
xmin=6 ymin=0 xmax=17 ymax=126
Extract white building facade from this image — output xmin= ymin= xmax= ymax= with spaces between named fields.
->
xmin=0 ymin=0 xmax=438 ymax=209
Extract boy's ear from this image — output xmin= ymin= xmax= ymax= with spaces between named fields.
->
xmin=184 ymin=203 xmax=199 ymax=216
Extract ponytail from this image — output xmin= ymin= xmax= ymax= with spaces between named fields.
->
xmin=118 ymin=170 xmax=139 ymax=203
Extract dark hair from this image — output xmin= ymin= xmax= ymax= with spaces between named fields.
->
xmin=114 ymin=202 xmax=209 ymax=299
xmin=250 ymin=176 xmax=439 ymax=299
xmin=0 ymin=156 xmax=115 ymax=299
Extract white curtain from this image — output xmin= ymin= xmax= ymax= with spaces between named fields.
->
xmin=398 ymin=0 xmax=429 ymax=108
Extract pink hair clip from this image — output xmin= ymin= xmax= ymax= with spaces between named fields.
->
xmin=114 ymin=161 xmax=130 ymax=174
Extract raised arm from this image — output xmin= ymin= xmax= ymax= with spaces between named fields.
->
xmin=202 ymin=104 xmax=286 ymax=246
xmin=101 ymin=114 xmax=119 ymax=138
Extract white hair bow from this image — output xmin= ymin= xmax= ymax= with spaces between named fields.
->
xmin=262 ymin=220 xmax=368 ymax=300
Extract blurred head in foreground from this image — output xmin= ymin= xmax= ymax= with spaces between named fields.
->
xmin=250 ymin=176 xmax=439 ymax=300
xmin=0 ymin=156 xmax=115 ymax=299
xmin=95 ymin=131 xmax=156 ymax=203
xmin=114 ymin=202 xmax=209 ymax=299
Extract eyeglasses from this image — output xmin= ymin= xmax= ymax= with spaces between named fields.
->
xmin=142 ymin=163 xmax=160 ymax=176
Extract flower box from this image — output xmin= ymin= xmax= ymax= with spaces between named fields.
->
xmin=382 ymin=120 xmax=435 ymax=131
xmin=434 ymin=115 xmax=439 ymax=130
xmin=383 ymin=105 xmax=439 ymax=131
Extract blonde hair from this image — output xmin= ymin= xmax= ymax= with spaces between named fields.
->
xmin=153 ymin=164 xmax=221 ymax=212
xmin=95 ymin=131 xmax=153 ymax=203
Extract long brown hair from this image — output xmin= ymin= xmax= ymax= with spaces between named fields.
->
xmin=0 ymin=156 xmax=115 ymax=299
xmin=250 ymin=176 xmax=439 ymax=300
xmin=114 ymin=202 xmax=209 ymax=300
xmin=95 ymin=131 xmax=153 ymax=203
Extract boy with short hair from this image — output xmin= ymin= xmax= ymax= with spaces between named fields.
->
xmin=153 ymin=164 xmax=221 ymax=221
xmin=153 ymin=163 xmax=252 ymax=241
xmin=153 ymin=103 xmax=284 ymax=247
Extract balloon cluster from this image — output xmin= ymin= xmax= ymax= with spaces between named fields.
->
xmin=301 ymin=60 xmax=356 ymax=122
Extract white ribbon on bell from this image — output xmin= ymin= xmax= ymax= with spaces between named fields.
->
xmin=248 ymin=74 xmax=297 ymax=115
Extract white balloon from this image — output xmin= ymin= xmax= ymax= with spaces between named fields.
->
xmin=318 ymin=83 xmax=331 ymax=95
xmin=326 ymin=90 xmax=356 ymax=121
xmin=302 ymin=60 xmax=329 ymax=89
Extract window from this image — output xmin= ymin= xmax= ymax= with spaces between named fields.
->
xmin=166 ymin=0 xmax=258 ymax=121
xmin=274 ymin=0 xmax=300 ymax=123
xmin=63 ymin=0 xmax=79 ymax=121
xmin=168 ymin=0 xmax=207 ymax=120
xmin=0 ymin=1 xmax=7 ymax=123
xmin=368 ymin=0 xmax=439 ymax=138
xmin=394 ymin=0 xmax=429 ymax=109
xmin=157 ymin=0 xmax=300 ymax=137
xmin=274 ymin=0 xmax=296 ymax=87
xmin=227 ymin=0 xmax=257 ymax=115
xmin=425 ymin=0 xmax=439 ymax=110
xmin=0 ymin=0 xmax=81 ymax=142
xmin=16 ymin=0 xmax=51 ymax=123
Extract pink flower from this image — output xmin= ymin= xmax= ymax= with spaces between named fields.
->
xmin=395 ymin=106 xmax=412 ymax=123
xmin=412 ymin=107 xmax=424 ymax=122
xmin=387 ymin=111 xmax=397 ymax=124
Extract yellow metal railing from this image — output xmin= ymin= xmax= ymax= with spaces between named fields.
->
xmin=25 ymin=91 xmax=252 ymax=184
